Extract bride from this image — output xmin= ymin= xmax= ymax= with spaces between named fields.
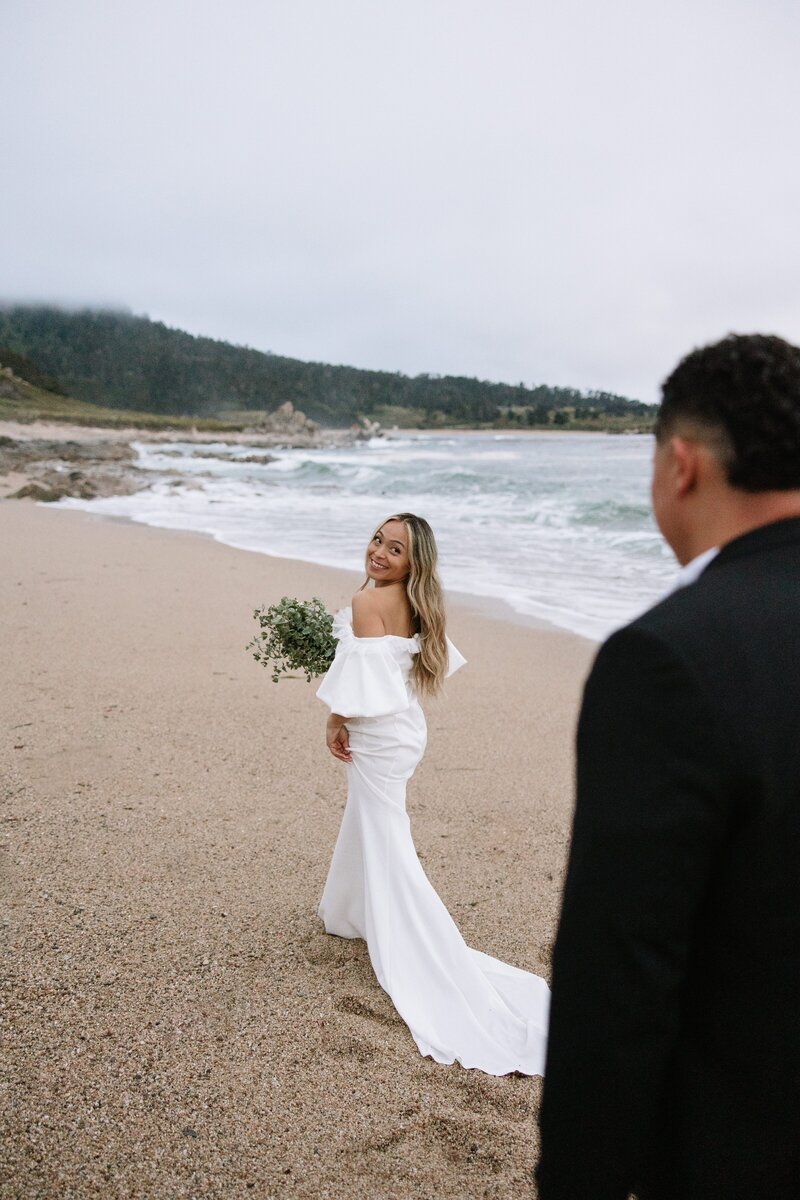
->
xmin=316 ymin=512 xmax=550 ymax=1076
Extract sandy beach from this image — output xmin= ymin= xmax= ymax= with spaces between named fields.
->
xmin=1 ymin=500 xmax=593 ymax=1199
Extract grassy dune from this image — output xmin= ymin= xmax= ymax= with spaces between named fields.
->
xmin=0 ymin=372 xmax=245 ymax=432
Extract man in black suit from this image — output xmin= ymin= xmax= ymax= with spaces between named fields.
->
xmin=536 ymin=334 xmax=800 ymax=1200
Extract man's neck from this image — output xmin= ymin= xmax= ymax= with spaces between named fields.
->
xmin=683 ymin=490 xmax=800 ymax=563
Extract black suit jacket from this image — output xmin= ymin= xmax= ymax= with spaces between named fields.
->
xmin=537 ymin=517 xmax=800 ymax=1200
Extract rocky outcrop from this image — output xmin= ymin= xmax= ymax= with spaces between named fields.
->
xmin=0 ymin=407 xmax=372 ymax=504
xmin=353 ymin=416 xmax=383 ymax=440
xmin=0 ymin=437 xmax=143 ymax=501
xmin=246 ymin=402 xmax=319 ymax=443
xmin=11 ymin=479 xmax=93 ymax=502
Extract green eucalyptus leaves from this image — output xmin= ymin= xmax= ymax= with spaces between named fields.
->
xmin=248 ymin=596 xmax=336 ymax=683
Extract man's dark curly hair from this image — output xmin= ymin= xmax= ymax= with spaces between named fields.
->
xmin=656 ymin=333 xmax=800 ymax=492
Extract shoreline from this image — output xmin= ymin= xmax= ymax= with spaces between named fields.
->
xmin=0 ymin=416 xmax=652 ymax=445
xmin=1 ymin=499 xmax=592 ymax=1198
xmin=395 ymin=425 xmax=652 ymax=438
xmin=75 ymin=501 xmax=584 ymax=641
xmin=10 ymin=497 xmax=591 ymax=642
xmin=0 ymin=420 xmax=658 ymax=640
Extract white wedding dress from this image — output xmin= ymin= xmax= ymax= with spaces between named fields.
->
xmin=316 ymin=608 xmax=550 ymax=1076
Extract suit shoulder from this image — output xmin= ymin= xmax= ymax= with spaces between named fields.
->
xmin=601 ymin=570 xmax=736 ymax=689
xmin=626 ymin=574 xmax=720 ymax=645
xmin=594 ymin=617 xmax=684 ymax=680
xmin=587 ymin=612 xmax=712 ymax=735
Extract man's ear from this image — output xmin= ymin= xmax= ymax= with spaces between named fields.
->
xmin=670 ymin=436 xmax=702 ymax=499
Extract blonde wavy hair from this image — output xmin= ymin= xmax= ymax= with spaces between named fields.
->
xmin=363 ymin=512 xmax=448 ymax=696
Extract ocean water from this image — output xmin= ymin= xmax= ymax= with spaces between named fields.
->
xmin=59 ymin=431 xmax=678 ymax=641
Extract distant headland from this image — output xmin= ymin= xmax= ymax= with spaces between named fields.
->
xmin=0 ymin=304 xmax=654 ymax=433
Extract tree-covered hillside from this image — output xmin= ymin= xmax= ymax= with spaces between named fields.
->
xmin=0 ymin=305 xmax=652 ymax=428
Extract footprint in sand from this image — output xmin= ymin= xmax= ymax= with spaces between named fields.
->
xmin=301 ymin=932 xmax=361 ymax=969
xmin=328 ymin=1030 xmax=380 ymax=1065
xmin=335 ymin=993 xmax=399 ymax=1027
xmin=426 ymin=1112 xmax=504 ymax=1173
xmin=452 ymin=1067 xmax=534 ymax=1123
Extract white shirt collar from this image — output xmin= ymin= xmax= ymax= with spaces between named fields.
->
xmin=670 ymin=545 xmax=720 ymax=593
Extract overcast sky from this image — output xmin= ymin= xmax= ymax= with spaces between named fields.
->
xmin=2 ymin=0 xmax=799 ymax=402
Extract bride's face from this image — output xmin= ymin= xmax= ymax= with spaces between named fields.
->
xmin=365 ymin=520 xmax=410 ymax=586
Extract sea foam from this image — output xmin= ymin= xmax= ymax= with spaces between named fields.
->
xmin=58 ymin=431 xmax=676 ymax=641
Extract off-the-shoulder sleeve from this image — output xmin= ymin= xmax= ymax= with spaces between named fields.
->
xmin=445 ymin=636 xmax=467 ymax=678
xmin=316 ymin=633 xmax=410 ymax=718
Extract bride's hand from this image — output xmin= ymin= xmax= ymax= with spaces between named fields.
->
xmin=326 ymin=715 xmax=352 ymax=763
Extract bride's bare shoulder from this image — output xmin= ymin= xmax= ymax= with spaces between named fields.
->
xmin=351 ymin=589 xmax=386 ymax=637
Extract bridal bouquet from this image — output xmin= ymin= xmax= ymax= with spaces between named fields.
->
xmin=248 ymin=596 xmax=336 ymax=682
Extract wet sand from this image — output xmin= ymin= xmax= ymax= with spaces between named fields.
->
xmin=1 ymin=500 xmax=593 ymax=1199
